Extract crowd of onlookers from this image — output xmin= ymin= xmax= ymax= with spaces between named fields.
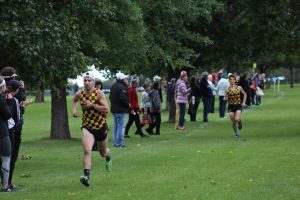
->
xmin=108 ymin=69 xmax=266 ymax=147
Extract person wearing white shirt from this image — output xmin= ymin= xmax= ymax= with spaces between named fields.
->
xmin=217 ymin=74 xmax=229 ymax=118
xmin=208 ymin=75 xmax=217 ymax=113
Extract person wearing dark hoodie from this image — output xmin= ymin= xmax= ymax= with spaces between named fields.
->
xmin=199 ymin=72 xmax=212 ymax=123
xmin=146 ymin=82 xmax=162 ymax=135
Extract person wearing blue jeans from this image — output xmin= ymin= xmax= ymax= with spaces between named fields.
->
xmin=175 ymin=71 xmax=191 ymax=130
xmin=178 ymin=103 xmax=186 ymax=127
xmin=112 ymin=113 xmax=126 ymax=147
xmin=109 ymin=72 xmax=129 ymax=148
xmin=202 ymin=96 xmax=210 ymax=122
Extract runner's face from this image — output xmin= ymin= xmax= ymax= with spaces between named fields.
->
xmin=229 ymin=77 xmax=236 ymax=86
xmin=83 ymin=77 xmax=94 ymax=90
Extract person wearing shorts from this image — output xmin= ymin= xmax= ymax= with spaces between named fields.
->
xmin=224 ymin=75 xmax=247 ymax=138
xmin=72 ymin=71 xmax=111 ymax=187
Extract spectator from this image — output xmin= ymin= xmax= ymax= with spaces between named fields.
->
xmin=199 ymin=72 xmax=212 ymax=123
xmin=188 ymin=76 xmax=201 ymax=121
xmin=124 ymin=79 xmax=147 ymax=138
xmin=109 ymin=72 xmax=129 ymax=147
xmin=175 ymin=71 xmax=191 ymax=130
xmin=208 ymin=74 xmax=217 ymax=113
xmin=146 ymin=82 xmax=162 ymax=135
xmin=217 ymin=73 xmax=229 ymax=118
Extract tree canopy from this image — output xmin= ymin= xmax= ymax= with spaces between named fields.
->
xmin=0 ymin=0 xmax=299 ymax=138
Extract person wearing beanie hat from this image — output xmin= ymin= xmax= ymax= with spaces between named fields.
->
xmin=72 ymin=72 xmax=112 ymax=187
xmin=6 ymin=80 xmax=20 ymax=93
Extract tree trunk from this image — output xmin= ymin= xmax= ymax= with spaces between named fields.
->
xmin=35 ymin=86 xmax=45 ymax=103
xmin=290 ymin=65 xmax=294 ymax=88
xmin=50 ymin=86 xmax=71 ymax=139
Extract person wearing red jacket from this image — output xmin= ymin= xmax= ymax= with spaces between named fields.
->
xmin=124 ymin=79 xmax=148 ymax=138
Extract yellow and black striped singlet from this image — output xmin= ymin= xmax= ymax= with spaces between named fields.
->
xmin=227 ymin=87 xmax=241 ymax=105
xmin=80 ymin=88 xmax=106 ymax=130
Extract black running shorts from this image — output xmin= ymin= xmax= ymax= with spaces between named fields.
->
xmin=228 ymin=104 xmax=242 ymax=113
xmin=82 ymin=124 xmax=108 ymax=142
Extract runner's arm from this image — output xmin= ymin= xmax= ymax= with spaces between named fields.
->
xmin=72 ymin=91 xmax=81 ymax=117
xmin=95 ymin=90 xmax=110 ymax=113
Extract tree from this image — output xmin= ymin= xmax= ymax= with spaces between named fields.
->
xmin=0 ymin=0 xmax=147 ymax=139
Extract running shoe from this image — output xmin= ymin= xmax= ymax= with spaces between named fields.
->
xmin=9 ymin=184 xmax=17 ymax=191
xmin=106 ymin=160 xmax=112 ymax=172
xmin=1 ymin=187 xmax=12 ymax=192
xmin=234 ymin=131 xmax=240 ymax=138
xmin=80 ymin=175 xmax=90 ymax=187
xmin=238 ymin=121 xmax=243 ymax=130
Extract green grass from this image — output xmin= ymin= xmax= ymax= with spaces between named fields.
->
xmin=1 ymin=85 xmax=300 ymax=200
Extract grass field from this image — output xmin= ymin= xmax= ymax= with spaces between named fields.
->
xmin=1 ymin=84 xmax=299 ymax=200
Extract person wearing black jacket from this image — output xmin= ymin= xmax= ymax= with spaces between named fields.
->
xmin=0 ymin=77 xmax=13 ymax=192
xmin=199 ymin=72 xmax=212 ymax=123
xmin=188 ymin=76 xmax=201 ymax=121
xmin=238 ymin=73 xmax=251 ymax=108
xmin=146 ymin=82 xmax=162 ymax=135
xmin=109 ymin=72 xmax=129 ymax=148
xmin=1 ymin=66 xmax=30 ymax=191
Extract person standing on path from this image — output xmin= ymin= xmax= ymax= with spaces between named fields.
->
xmin=109 ymin=72 xmax=129 ymax=147
xmin=175 ymin=71 xmax=191 ymax=130
xmin=124 ymin=79 xmax=147 ymax=138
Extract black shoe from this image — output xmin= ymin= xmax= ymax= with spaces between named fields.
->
xmin=145 ymin=128 xmax=154 ymax=135
xmin=80 ymin=175 xmax=90 ymax=187
xmin=140 ymin=133 xmax=149 ymax=138
xmin=9 ymin=184 xmax=17 ymax=191
xmin=134 ymin=130 xmax=139 ymax=135
xmin=124 ymin=135 xmax=131 ymax=138
xmin=1 ymin=187 xmax=12 ymax=192
xmin=238 ymin=121 xmax=243 ymax=130
xmin=155 ymin=132 xmax=160 ymax=135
